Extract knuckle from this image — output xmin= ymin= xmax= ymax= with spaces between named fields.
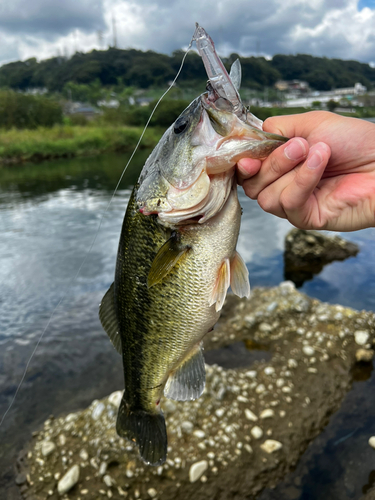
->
xmin=258 ymin=191 xmax=276 ymax=213
xmin=268 ymin=155 xmax=283 ymax=177
xmin=243 ymin=181 xmax=259 ymax=200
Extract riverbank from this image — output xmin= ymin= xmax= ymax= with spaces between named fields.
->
xmin=0 ymin=125 xmax=162 ymax=165
xmin=17 ymin=283 xmax=375 ymax=500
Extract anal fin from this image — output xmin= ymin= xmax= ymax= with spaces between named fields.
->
xmin=230 ymin=251 xmax=250 ymax=299
xmin=164 ymin=344 xmax=205 ymax=401
xmin=99 ymin=283 xmax=122 ymax=354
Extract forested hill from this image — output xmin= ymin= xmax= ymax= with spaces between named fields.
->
xmin=1 ymin=47 xmax=374 ymax=92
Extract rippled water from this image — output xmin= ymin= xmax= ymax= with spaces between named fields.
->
xmin=1 ymin=152 xmax=375 ymax=499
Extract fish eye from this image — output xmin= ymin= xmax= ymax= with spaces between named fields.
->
xmin=173 ymin=118 xmax=188 ymax=135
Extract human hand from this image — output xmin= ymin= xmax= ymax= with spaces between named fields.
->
xmin=238 ymin=111 xmax=375 ymax=231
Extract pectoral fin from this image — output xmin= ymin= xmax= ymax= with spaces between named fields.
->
xmin=164 ymin=344 xmax=205 ymax=401
xmin=230 ymin=251 xmax=250 ymax=299
xmin=148 ymin=233 xmax=190 ymax=288
xmin=99 ymin=283 xmax=122 ymax=354
xmin=209 ymin=258 xmax=230 ymax=312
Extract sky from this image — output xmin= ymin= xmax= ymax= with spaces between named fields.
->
xmin=0 ymin=0 xmax=375 ymax=67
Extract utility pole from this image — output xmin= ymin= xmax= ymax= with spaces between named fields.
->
xmin=97 ymin=30 xmax=103 ymax=49
xmin=112 ymin=14 xmax=117 ymax=48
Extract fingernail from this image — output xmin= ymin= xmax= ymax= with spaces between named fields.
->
xmin=284 ymin=139 xmax=306 ymax=161
xmin=307 ymin=150 xmax=323 ymax=170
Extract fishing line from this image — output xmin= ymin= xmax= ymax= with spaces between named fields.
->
xmin=0 ymin=35 xmax=196 ymax=428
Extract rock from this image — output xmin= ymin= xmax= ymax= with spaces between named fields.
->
xmin=284 ymin=228 xmax=359 ymax=287
xmin=302 ymin=345 xmax=315 ymax=357
xmin=162 ymin=400 xmax=176 ymax=413
xmin=260 ymin=440 xmax=283 ymax=454
xmin=103 ymin=475 xmax=113 ymax=487
xmin=355 ymin=348 xmax=374 ymax=362
xmin=244 ymin=409 xmax=258 ymax=422
xmin=148 ymin=488 xmax=158 ymax=498
xmin=91 ymin=402 xmax=105 ymax=420
xmin=288 ymin=359 xmax=298 ymax=368
xmin=15 ymin=473 xmax=27 ymax=485
xmin=193 ymin=429 xmax=205 ymax=439
xmin=181 ymin=421 xmax=194 ymax=434
xmin=259 ymin=323 xmax=272 ymax=333
xmin=354 ymin=330 xmax=370 ymax=346
xmin=264 ymin=367 xmax=275 ymax=375
xmin=256 ymin=384 xmax=266 ymax=394
xmin=57 ymin=465 xmax=80 ymax=495
xmin=251 ymin=426 xmax=263 ymax=439
xmin=108 ymin=391 xmax=122 ymax=408
xmin=189 ymin=460 xmax=208 ymax=483
xmin=58 ymin=434 xmax=66 ymax=446
xmin=99 ymin=462 xmax=108 ymax=476
xmin=260 ymin=409 xmax=275 ymax=419
xmin=79 ymin=449 xmax=89 ymax=461
xmin=369 ymin=437 xmax=375 ymax=449
xmin=41 ymin=440 xmax=56 ymax=457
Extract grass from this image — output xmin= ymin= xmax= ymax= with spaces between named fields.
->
xmin=0 ymin=124 xmax=163 ymax=165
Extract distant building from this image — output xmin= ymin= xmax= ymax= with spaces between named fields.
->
xmin=65 ymin=102 xmax=99 ymax=120
xmin=334 ymin=82 xmax=367 ymax=96
xmin=275 ymin=80 xmax=310 ymax=93
xmin=97 ymin=99 xmax=120 ymax=108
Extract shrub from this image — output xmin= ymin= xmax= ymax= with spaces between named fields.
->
xmin=0 ymin=90 xmax=63 ymax=129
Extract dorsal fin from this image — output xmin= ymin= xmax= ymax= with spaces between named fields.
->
xmin=229 ymin=59 xmax=242 ymax=91
xmin=148 ymin=233 xmax=190 ymax=288
xmin=99 ymin=283 xmax=122 ymax=354
xmin=164 ymin=344 xmax=205 ymax=401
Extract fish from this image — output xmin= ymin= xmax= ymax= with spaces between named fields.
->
xmin=98 ymin=24 xmax=288 ymax=466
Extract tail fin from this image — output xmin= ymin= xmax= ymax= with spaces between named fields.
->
xmin=116 ymin=397 xmax=167 ymax=466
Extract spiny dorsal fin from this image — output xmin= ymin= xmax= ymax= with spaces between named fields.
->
xmin=209 ymin=258 xmax=230 ymax=312
xmin=229 ymin=59 xmax=242 ymax=91
xmin=148 ymin=233 xmax=190 ymax=288
xmin=230 ymin=251 xmax=250 ymax=298
xmin=164 ymin=344 xmax=205 ymax=401
xmin=99 ymin=283 xmax=122 ymax=354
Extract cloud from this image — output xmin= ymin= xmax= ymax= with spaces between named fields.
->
xmin=0 ymin=0 xmax=375 ymax=66
xmin=0 ymin=0 xmax=105 ymax=37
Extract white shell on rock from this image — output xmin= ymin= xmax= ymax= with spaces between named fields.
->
xmin=57 ymin=465 xmax=80 ymax=495
xmin=355 ymin=330 xmax=370 ymax=346
xmin=189 ymin=460 xmax=208 ymax=483
xmin=260 ymin=439 xmax=283 ymax=454
xmin=369 ymin=436 xmax=375 ymax=449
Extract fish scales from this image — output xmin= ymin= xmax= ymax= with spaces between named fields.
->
xmin=115 ymin=183 xmax=241 ymax=411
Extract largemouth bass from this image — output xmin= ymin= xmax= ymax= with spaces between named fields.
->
xmin=99 ymin=25 xmax=288 ymax=466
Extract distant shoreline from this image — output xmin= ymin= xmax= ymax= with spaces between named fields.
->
xmin=0 ymin=125 xmax=162 ymax=166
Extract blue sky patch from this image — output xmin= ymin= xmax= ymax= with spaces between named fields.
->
xmin=358 ymin=0 xmax=375 ymax=10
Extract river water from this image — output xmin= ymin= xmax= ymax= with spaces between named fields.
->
xmin=1 ymin=151 xmax=375 ymax=499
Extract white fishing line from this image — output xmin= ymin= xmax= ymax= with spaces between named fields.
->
xmin=0 ymin=36 xmax=196 ymax=428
